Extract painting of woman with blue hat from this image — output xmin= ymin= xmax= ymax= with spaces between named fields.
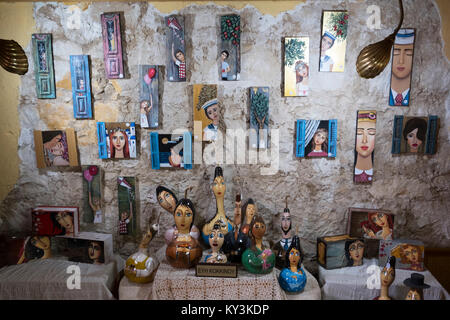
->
xmin=389 ymin=29 xmax=415 ymax=106
xmin=320 ymin=11 xmax=348 ymax=72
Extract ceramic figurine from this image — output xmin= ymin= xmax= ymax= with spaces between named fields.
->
xmin=166 ymin=189 xmax=202 ymax=268
xmin=240 ymin=198 xmax=257 ymax=236
xmin=223 ymin=194 xmax=251 ymax=263
xmin=155 ymin=185 xmax=200 ymax=244
xmin=125 ymin=220 xmax=159 ymax=283
xmin=278 ymin=236 xmax=307 ymax=293
xmin=375 ymin=256 xmax=396 ymax=300
xmin=201 ymin=167 xmax=234 ymax=246
xmin=202 ymin=223 xmax=227 ymax=264
xmin=241 ymin=215 xmax=275 ymax=274
xmin=404 ymin=273 xmax=430 ymax=300
xmin=272 ymin=196 xmax=294 ymax=269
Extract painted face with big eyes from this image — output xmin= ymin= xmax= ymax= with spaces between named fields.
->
xmin=371 ymin=213 xmax=388 ymax=228
xmin=314 ymin=131 xmax=326 ymax=146
xmin=158 ymin=190 xmax=176 ymax=213
xmin=349 ymin=240 xmax=364 ymax=265
xmin=245 ymin=204 xmax=256 ymax=224
xmin=206 ymin=105 xmax=219 ymax=122
xmin=392 ymin=44 xmax=413 ymax=79
xmin=31 ymin=236 xmax=50 ymax=250
xmin=406 ymin=128 xmax=422 ymax=153
xmin=321 ymin=35 xmax=334 ymax=52
xmin=56 ymin=211 xmax=73 ymax=231
xmin=44 ymin=134 xmax=63 ymax=155
xmin=88 ymin=241 xmax=102 ymax=260
xmin=288 ymin=248 xmax=300 ymax=267
xmin=251 ymin=221 xmax=266 ymax=240
xmin=212 ymin=176 xmax=226 ymax=198
xmin=112 ymin=131 xmax=126 ymax=152
xmin=174 ymin=205 xmax=193 ymax=234
xmin=209 ymin=228 xmax=225 ymax=250
xmin=406 ymin=289 xmax=421 ymax=300
xmin=176 ymin=51 xmax=185 ymax=63
xmin=281 ymin=211 xmax=291 ymax=233
xmin=356 ymin=121 xmax=376 ymax=157
xmin=403 ymin=245 xmax=419 ymax=263
xmin=380 ymin=265 xmax=395 ymax=287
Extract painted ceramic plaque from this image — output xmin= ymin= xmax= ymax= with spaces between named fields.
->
xmin=0 ymin=235 xmax=52 ymax=266
xmin=101 ymin=12 xmax=124 ymax=79
xmin=139 ymin=65 xmax=159 ymax=128
xmin=219 ymin=14 xmax=240 ymax=81
xmin=249 ymin=87 xmax=269 ymax=149
xmin=347 ymin=208 xmax=395 ymax=241
xmin=392 ymin=115 xmax=438 ymax=155
xmin=193 ymin=84 xmax=221 ymax=142
xmin=31 ymin=206 xmax=80 ymax=237
xmin=317 ymin=234 xmax=365 ymax=269
xmin=65 ymin=232 xmax=113 ymax=264
xmin=150 ymin=132 xmax=192 ymax=170
xmin=319 ymin=10 xmax=348 ymax=72
xmin=296 ymin=119 xmax=337 ymax=158
xmin=31 ymin=33 xmax=56 ymax=99
xmin=284 ymin=37 xmax=309 ymax=96
xmin=117 ymin=176 xmax=137 ymax=236
xmin=96 ymin=122 xmax=136 ymax=159
xmin=379 ymin=239 xmax=424 ymax=272
xmin=82 ymin=165 xmax=103 ymax=224
xmin=353 ymin=110 xmax=377 ymax=184
xmin=389 ymin=29 xmax=416 ymax=106
xmin=33 ymin=129 xmax=79 ymax=168
xmin=70 ymin=55 xmax=92 ymax=119
xmin=166 ymin=15 xmax=186 ymax=82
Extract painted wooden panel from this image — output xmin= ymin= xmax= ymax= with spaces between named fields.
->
xmin=117 ymin=176 xmax=137 ymax=236
xmin=249 ymin=87 xmax=269 ymax=149
xmin=317 ymin=234 xmax=365 ymax=269
xmin=193 ymin=84 xmax=220 ymax=142
xmin=34 ymin=129 xmax=79 ymax=168
xmin=149 ymin=132 xmax=192 ymax=170
xmin=101 ymin=12 xmax=124 ymax=79
xmin=283 ymin=37 xmax=309 ymax=96
xmin=31 ymin=33 xmax=55 ymax=99
xmin=219 ymin=14 xmax=240 ymax=81
xmin=70 ymin=55 xmax=92 ymax=119
xmin=166 ymin=15 xmax=186 ymax=82
xmin=295 ymin=119 xmax=337 ymax=158
xmin=319 ymin=10 xmax=348 ymax=72
xmin=82 ymin=165 xmax=103 ymax=224
xmin=96 ymin=122 xmax=136 ymax=159
xmin=139 ymin=65 xmax=159 ymax=128
xmin=353 ymin=111 xmax=377 ymax=184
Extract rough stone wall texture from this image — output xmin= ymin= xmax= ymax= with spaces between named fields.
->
xmin=0 ymin=1 xmax=449 ymax=270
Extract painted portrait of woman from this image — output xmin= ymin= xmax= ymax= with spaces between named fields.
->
xmin=109 ymin=128 xmax=130 ymax=159
xmin=306 ymin=128 xmax=328 ymax=157
xmin=50 ymin=211 xmax=74 ymax=236
xmin=42 ymin=131 xmax=70 ymax=167
xmin=345 ymin=239 xmax=364 ymax=267
xmin=354 ymin=111 xmax=377 ymax=183
xmin=295 ymin=60 xmax=309 ymax=96
xmin=88 ymin=241 xmax=105 ymax=265
xmin=319 ymin=31 xmax=336 ymax=72
xmin=365 ymin=212 xmax=394 ymax=240
xmin=17 ymin=236 xmax=51 ymax=264
xmin=402 ymin=117 xmax=427 ymax=153
xmin=391 ymin=243 xmax=424 ymax=271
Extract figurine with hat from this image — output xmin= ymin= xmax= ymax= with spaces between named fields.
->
xmin=404 ymin=273 xmax=430 ymax=300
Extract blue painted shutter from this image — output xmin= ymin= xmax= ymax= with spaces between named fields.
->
xmin=296 ymin=120 xmax=305 ymax=157
xmin=328 ymin=119 xmax=337 ymax=158
xmin=150 ymin=132 xmax=160 ymax=169
xmin=391 ymin=116 xmax=403 ymax=154
xmin=425 ymin=115 xmax=438 ymax=155
xmin=70 ymin=55 xmax=92 ymax=119
xmin=183 ymin=131 xmax=192 ymax=169
xmin=96 ymin=122 xmax=107 ymax=159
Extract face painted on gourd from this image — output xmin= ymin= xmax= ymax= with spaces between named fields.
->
xmin=406 ymin=289 xmax=421 ymax=300
xmin=349 ymin=241 xmax=364 ymax=264
xmin=406 ymin=128 xmax=422 ymax=152
xmin=209 ymin=229 xmax=224 ymax=250
xmin=89 ymin=242 xmax=102 ymax=260
xmin=289 ymin=248 xmax=300 ymax=267
xmin=356 ymin=121 xmax=376 ymax=157
xmin=281 ymin=212 xmax=291 ymax=232
xmin=380 ymin=266 xmax=395 ymax=286
xmin=245 ymin=204 xmax=256 ymax=224
xmin=174 ymin=205 xmax=193 ymax=234
xmin=212 ymin=176 xmax=226 ymax=198
xmin=112 ymin=131 xmax=126 ymax=152
xmin=158 ymin=191 xmax=176 ymax=213
xmin=252 ymin=222 xmax=266 ymax=240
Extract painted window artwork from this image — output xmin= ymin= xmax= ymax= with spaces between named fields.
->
xmin=296 ymin=119 xmax=337 ymax=158
xmin=150 ymin=132 xmax=192 ymax=170
xmin=96 ymin=122 xmax=137 ymax=159
xmin=32 ymin=33 xmax=55 ymax=99
xmin=101 ymin=12 xmax=124 ymax=79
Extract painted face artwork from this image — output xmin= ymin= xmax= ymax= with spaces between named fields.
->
xmin=252 ymin=221 xmax=266 ymax=240
xmin=281 ymin=211 xmax=291 ymax=233
xmin=380 ymin=264 xmax=395 ymax=287
xmin=88 ymin=241 xmax=102 ymax=261
xmin=403 ymin=245 xmax=420 ymax=264
xmin=56 ymin=211 xmax=73 ymax=232
xmin=406 ymin=128 xmax=422 ymax=152
xmin=288 ymin=248 xmax=300 ymax=267
xmin=174 ymin=205 xmax=193 ymax=234
xmin=112 ymin=131 xmax=126 ymax=153
xmin=121 ymin=211 xmax=129 ymax=221
xmin=206 ymin=105 xmax=219 ymax=123
xmin=31 ymin=236 xmax=51 ymax=251
xmin=212 ymin=176 xmax=226 ymax=198
xmin=321 ymin=35 xmax=334 ymax=53
xmin=356 ymin=121 xmax=376 ymax=157
xmin=392 ymin=44 xmax=414 ymax=80
xmin=158 ymin=190 xmax=176 ymax=213
xmin=209 ymin=228 xmax=225 ymax=250
xmin=406 ymin=289 xmax=421 ymax=300
xmin=245 ymin=204 xmax=256 ymax=224
xmin=349 ymin=240 xmax=364 ymax=265
xmin=175 ymin=51 xmax=185 ymax=63
xmin=371 ymin=213 xmax=388 ymax=228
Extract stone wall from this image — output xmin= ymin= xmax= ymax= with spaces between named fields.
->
xmin=1 ymin=1 xmax=449 ymax=268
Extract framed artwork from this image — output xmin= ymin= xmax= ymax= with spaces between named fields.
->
xmin=353 ymin=110 xmax=377 ymax=184
xmin=193 ymin=84 xmax=221 ymax=142
xmin=64 ymin=232 xmax=113 ymax=264
xmin=319 ymin=10 xmax=348 ymax=72
xmin=70 ymin=55 xmax=92 ymax=119
xmin=166 ymin=15 xmax=186 ymax=82
xmin=96 ymin=122 xmax=136 ymax=159
xmin=317 ymin=234 xmax=365 ymax=269
xmin=33 ymin=129 xmax=79 ymax=168
xmin=249 ymin=87 xmax=269 ymax=149
xmin=31 ymin=206 xmax=80 ymax=237
xmin=219 ymin=14 xmax=240 ymax=81
xmin=295 ymin=119 xmax=337 ymax=158
xmin=82 ymin=165 xmax=103 ymax=224
xmin=117 ymin=176 xmax=137 ymax=236
xmin=101 ymin=12 xmax=124 ymax=79
xmin=389 ymin=28 xmax=416 ymax=106
xmin=150 ymin=132 xmax=192 ymax=170
xmin=347 ymin=208 xmax=394 ymax=241
xmin=31 ymin=33 xmax=55 ymax=99
xmin=379 ymin=239 xmax=425 ymax=272
xmin=139 ymin=65 xmax=159 ymax=128
xmin=392 ymin=115 xmax=439 ymax=155
xmin=0 ymin=235 xmax=52 ymax=266
xmin=283 ymin=37 xmax=309 ymax=96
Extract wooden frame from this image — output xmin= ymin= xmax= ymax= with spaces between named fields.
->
xmin=31 ymin=33 xmax=56 ymax=99
xmin=117 ymin=176 xmax=137 ymax=237
xmin=31 ymin=206 xmax=80 ymax=237
xmin=317 ymin=234 xmax=364 ymax=270
xmin=347 ymin=207 xmax=395 ymax=240
xmin=319 ymin=10 xmax=348 ymax=72
xmin=139 ymin=65 xmax=159 ymax=128
xmin=81 ymin=165 xmax=103 ymax=224
xmin=33 ymin=129 xmax=79 ymax=168
xmin=283 ymin=36 xmax=309 ymax=97
xmin=150 ymin=132 xmax=192 ymax=170
xmin=101 ymin=12 xmax=124 ymax=79
xmin=64 ymin=232 xmax=113 ymax=264
xmin=219 ymin=14 xmax=240 ymax=81
xmin=70 ymin=55 xmax=92 ymax=119
xmin=353 ymin=110 xmax=377 ymax=184
xmin=379 ymin=239 xmax=425 ymax=272
xmin=166 ymin=15 xmax=186 ymax=82
xmin=96 ymin=122 xmax=137 ymax=159
xmin=193 ymin=84 xmax=219 ymax=142
xmin=249 ymin=87 xmax=269 ymax=149
xmin=296 ymin=119 xmax=337 ymax=158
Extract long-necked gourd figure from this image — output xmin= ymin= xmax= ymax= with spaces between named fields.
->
xmin=375 ymin=256 xmax=396 ymax=300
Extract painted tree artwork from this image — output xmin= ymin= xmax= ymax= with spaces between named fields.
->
xmin=320 ymin=10 xmax=348 ymax=72
xmin=220 ymin=15 xmax=240 ymax=81
xmin=250 ymin=87 xmax=269 ymax=149
xmin=284 ymin=37 xmax=309 ymax=97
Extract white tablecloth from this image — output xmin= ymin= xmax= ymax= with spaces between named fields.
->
xmin=318 ymin=258 xmax=450 ymax=300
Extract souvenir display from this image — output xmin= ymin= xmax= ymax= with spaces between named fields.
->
xmin=317 ymin=234 xmax=364 ymax=269
xmin=219 ymin=14 xmax=240 ymax=81
xmin=31 ymin=206 xmax=79 ymax=237
xmin=353 ymin=110 xmax=377 ymax=184
xmin=166 ymin=15 xmax=186 ymax=82
xmin=284 ymin=36 xmax=309 ymax=97
xmin=193 ymin=84 xmax=221 ymax=142
xmin=389 ymin=28 xmax=415 ymax=106
xmin=117 ymin=176 xmax=137 ymax=236
xmin=278 ymin=235 xmax=307 ymax=293
xmin=156 ymin=185 xmax=200 ymax=244
xmin=347 ymin=208 xmax=394 ymax=241
xmin=31 ymin=33 xmax=55 ymax=99
xmin=202 ymin=223 xmax=227 ymax=263
xmin=166 ymin=189 xmax=203 ymax=268
xmin=150 ymin=132 xmax=192 ymax=169
xmin=380 ymin=239 xmax=425 ymax=271
xmin=63 ymin=232 xmax=113 ymax=264
xmin=241 ymin=215 xmax=275 ymax=274
xmin=33 ymin=129 xmax=79 ymax=168
xmin=70 ymin=55 xmax=92 ymax=119
xmin=374 ymin=256 xmax=396 ymax=300
xmin=392 ymin=115 xmax=439 ymax=155
xmin=201 ymin=167 xmax=233 ymax=246
xmin=101 ymin=12 xmax=124 ymax=79
xmin=404 ymin=273 xmax=430 ymax=300
xmin=272 ymin=196 xmax=294 ymax=270
xmin=139 ymin=65 xmax=159 ymax=128
xmin=0 ymin=235 xmax=51 ymax=266
xmin=319 ymin=11 xmax=348 ymax=72
xmin=125 ymin=221 xmax=159 ymax=283
xmin=249 ymin=87 xmax=269 ymax=149
xmin=223 ymin=194 xmax=251 ymax=264
xmin=96 ymin=122 xmax=136 ymax=159
xmin=0 ymin=38 xmax=28 ymax=75
xmin=82 ymin=165 xmax=103 ymax=224
xmin=295 ymin=119 xmax=337 ymax=158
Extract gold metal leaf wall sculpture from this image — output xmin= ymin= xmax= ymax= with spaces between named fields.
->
xmin=356 ymin=0 xmax=404 ymax=79
xmin=0 ymin=39 xmax=28 ymax=75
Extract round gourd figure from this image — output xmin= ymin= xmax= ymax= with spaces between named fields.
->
xmin=278 ymin=235 xmax=307 ymax=293
xmin=202 ymin=223 xmax=227 ymax=263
